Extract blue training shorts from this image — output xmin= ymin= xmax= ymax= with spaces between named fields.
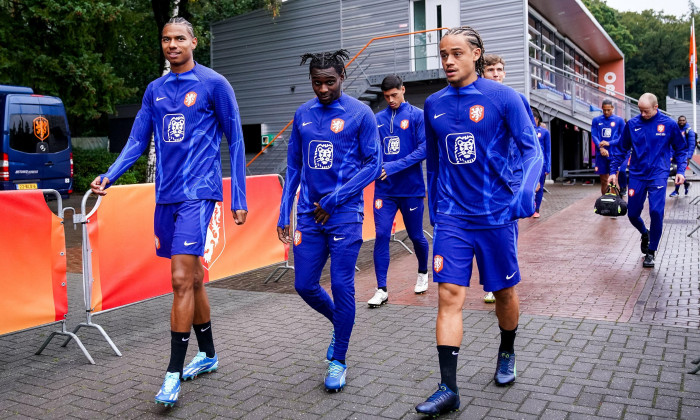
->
xmin=594 ymin=153 xmax=610 ymax=175
xmin=432 ymin=222 xmax=520 ymax=292
xmin=154 ymin=200 xmax=216 ymax=258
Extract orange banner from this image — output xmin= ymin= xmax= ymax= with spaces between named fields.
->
xmin=88 ymin=176 xmax=287 ymax=312
xmin=0 ymin=190 xmax=67 ymax=335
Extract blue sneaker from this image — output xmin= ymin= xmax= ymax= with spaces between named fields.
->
xmin=182 ymin=351 xmax=218 ymax=381
xmin=155 ymin=372 xmax=181 ymax=407
xmin=494 ymin=351 xmax=516 ymax=386
xmin=415 ymin=383 xmax=460 ymax=416
xmin=324 ymin=360 xmax=347 ymax=391
xmin=670 ymin=190 xmax=679 ymax=197
xmin=326 ymin=330 xmax=335 ymax=361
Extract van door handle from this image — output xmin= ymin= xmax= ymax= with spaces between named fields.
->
xmin=44 ymin=161 xmax=54 ymax=166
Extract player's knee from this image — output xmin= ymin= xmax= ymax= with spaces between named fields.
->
xmin=294 ymin=282 xmax=318 ymax=297
xmin=437 ymin=283 xmax=464 ymax=309
xmin=493 ymin=286 xmax=517 ymax=303
xmin=374 ymin=228 xmax=391 ymax=241
xmin=171 ymin=273 xmax=194 ymax=295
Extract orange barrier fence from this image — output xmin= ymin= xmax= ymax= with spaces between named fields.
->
xmin=0 ymin=190 xmax=67 ymax=335
xmin=86 ymin=175 xmax=286 ymax=313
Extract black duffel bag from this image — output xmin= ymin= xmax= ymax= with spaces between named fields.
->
xmin=594 ymin=184 xmax=627 ymax=217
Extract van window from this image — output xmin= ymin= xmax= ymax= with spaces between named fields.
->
xmin=8 ymin=113 xmax=69 ymax=153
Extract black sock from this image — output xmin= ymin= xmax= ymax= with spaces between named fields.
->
xmin=437 ymin=345 xmax=459 ymax=392
xmin=193 ymin=321 xmax=216 ymax=358
xmin=379 ymin=287 xmax=387 ymax=292
xmin=167 ymin=331 xmax=190 ymax=376
xmin=418 ymin=270 xmax=428 ymax=274
xmin=331 ymin=358 xmax=346 ymax=365
xmin=499 ymin=325 xmax=518 ymax=353
xmin=675 ymin=185 xmax=680 ymax=192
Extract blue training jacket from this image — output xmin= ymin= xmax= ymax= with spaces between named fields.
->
xmin=610 ymin=112 xmax=687 ymax=179
xmin=535 ymin=126 xmax=551 ymax=173
xmin=101 ymin=63 xmax=247 ymax=210
xmin=679 ymin=125 xmax=697 ymax=160
xmin=374 ymin=101 xmax=426 ymax=198
xmin=424 ymin=77 xmax=543 ymax=228
xmin=278 ymin=93 xmax=382 ymax=227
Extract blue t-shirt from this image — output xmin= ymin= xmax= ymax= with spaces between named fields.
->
xmin=278 ymin=93 xmax=382 ymax=226
xmin=102 ymin=63 xmax=247 ymax=210
xmin=610 ymin=112 xmax=687 ymax=179
xmin=535 ymin=126 xmax=551 ymax=173
xmin=424 ymin=77 xmax=543 ymax=228
xmin=374 ymin=101 xmax=426 ymax=198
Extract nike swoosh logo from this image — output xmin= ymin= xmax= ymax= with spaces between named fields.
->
xmin=182 ymin=337 xmax=189 ymax=342
xmin=506 ymin=271 xmax=517 ymax=280
xmin=200 ymin=326 xmax=210 ymax=332
xmin=635 ymin=128 xmax=641 ymax=131
xmin=333 ymin=236 xmax=345 ymax=241
xmin=184 ymin=241 xmax=197 ymax=246
xmin=377 ymin=124 xmax=385 ymax=128
xmin=410 ymin=207 xmax=418 ymax=211
xmin=434 ymin=113 xmax=446 ymax=119
xmin=302 ymin=122 xmax=312 ymax=126
xmin=156 ymin=97 xmax=167 ymax=101
xmin=657 ymin=186 xmax=665 ymax=189
xmin=451 ymin=351 xmax=459 ymax=355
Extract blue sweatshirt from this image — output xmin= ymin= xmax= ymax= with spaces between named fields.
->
xmin=535 ymin=126 xmax=551 ymax=173
xmin=424 ymin=78 xmax=543 ymax=228
xmin=610 ymin=112 xmax=687 ymax=179
xmin=679 ymin=124 xmax=697 ymax=160
xmin=591 ymin=113 xmax=625 ymax=150
xmin=374 ymin=101 xmax=426 ymax=198
xmin=101 ymin=63 xmax=247 ymax=210
xmin=278 ymin=93 xmax=382 ymax=226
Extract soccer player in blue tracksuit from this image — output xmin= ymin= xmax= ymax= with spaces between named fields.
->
xmin=277 ymin=50 xmax=381 ymax=392
xmin=481 ymin=53 xmax=537 ymax=303
xmin=415 ymin=27 xmax=543 ymax=417
xmin=608 ymin=93 xmax=687 ymax=268
xmin=592 ymin=99 xmax=627 ymax=195
xmin=90 ymin=18 xmax=247 ymax=406
xmin=532 ymin=108 xmax=551 ymax=217
xmin=670 ymin=115 xmax=695 ymax=196
xmin=368 ymin=74 xmax=429 ymax=308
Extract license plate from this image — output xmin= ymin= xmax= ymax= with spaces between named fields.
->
xmin=17 ymin=183 xmax=38 ymax=190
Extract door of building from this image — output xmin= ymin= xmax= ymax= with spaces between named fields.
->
xmin=411 ymin=0 xmax=460 ymax=71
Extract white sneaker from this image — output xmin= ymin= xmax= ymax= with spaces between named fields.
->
xmin=368 ymin=289 xmax=388 ymax=307
xmin=414 ymin=272 xmax=429 ymax=294
xmin=484 ymin=292 xmax=495 ymax=303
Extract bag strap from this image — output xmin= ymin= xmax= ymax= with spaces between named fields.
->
xmin=608 ymin=183 xmax=621 ymax=197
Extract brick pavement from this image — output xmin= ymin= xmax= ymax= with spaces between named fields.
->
xmin=1 ymin=183 xmax=699 ymax=419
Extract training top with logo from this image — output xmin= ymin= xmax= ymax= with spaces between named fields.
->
xmin=610 ymin=112 xmax=687 ymax=180
xmin=680 ymin=125 xmax=697 ymax=160
xmin=101 ymin=63 xmax=247 ymax=210
xmin=374 ymin=101 xmax=426 ymax=198
xmin=278 ymin=93 xmax=382 ymax=226
xmin=591 ymin=113 xmax=625 ymax=150
xmin=424 ymin=77 xmax=543 ymax=228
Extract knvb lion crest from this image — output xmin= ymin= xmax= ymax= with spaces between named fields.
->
xmin=203 ymin=202 xmax=226 ymax=271
xmin=330 ymin=118 xmax=345 ymax=133
xmin=375 ymin=199 xmax=383 ymax=209
xmin=446 ymin=132 xmax=477 ymax=165
xmin=164 ymin=114 xmax=186 ymax=142
xmin=433 ymin=255 xmax=444 ymax=273
xmin=469 ymin=105 xmax=484 ymax=123
xmin=657 ymin=124 xmax=665 ymax=133
xmin=33 ymin=116 xmax=49 ymax=141
xmin=309 ymin=141 xmax=333 ymax=169
xmin=400 ymin=119 xmax=409 ymax=130
xmin=293 ymin=230 xmax=302 ymax=246
xmin=184 ymin=91 xmax=197 ymax=107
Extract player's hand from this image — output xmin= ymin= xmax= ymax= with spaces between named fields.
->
xmin=277 ymin=225 xmax=291 ymax=244
xmin=536 ymin=182 xmax=541 ymax=192
xmin=313 ymin=202 xmax=330 ymax=225
xmin=675 ymin=173 xmax=686 ymax=185
xmin=90 ymin=176 xmax=109 ymax=196
xmin=608 ymin=174 xmax=618 ymax=187
xmin=379 ymin=168 xmax=388 ymax=181
xmin=599 ymin=147 xmax=609 ymax=157
xmin=599 ymin=141 xmax=609 ymax=147
xmin=232 ymin=209 xmax=248 ymax=225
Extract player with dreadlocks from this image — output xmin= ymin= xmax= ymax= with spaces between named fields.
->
xmin=277 ymin=49 xmax=381 ymax=392
xmin=416 ymin=26 xmax=542 ymax=416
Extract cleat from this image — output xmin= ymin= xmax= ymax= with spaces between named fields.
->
xmin=532 ymin=212 xmax=540 ymax=218
xmin=326 ymin=330 xmax=335 ymax=362
xmin=643 ymin=251 xmax=655 ymax=268
xmin=484 ymin=292 xmax=495 ymax=303
xmin=324 ymin=360 xmax=347 ymax=391
xmin=182 ymin=352 xmax=218 ymax=381
xmin=640 ymin=232 xmax=649 ymax=255
xmin=368 ymin=288 xmax=389 ymax=308
xmin=494 ymin=352 xmax=516 ymax=386
xmin=415 ymin=383 xmax=460 ymax=416
xmin=415 ymin=272 xmax=429 ymax=294
xmin=155 ymin=372 xmax=180 ymax=406
xmin=686 ymin=183 xmax=691 ymax=195
xmin=670 ymin=190 xmax=679 ymax=197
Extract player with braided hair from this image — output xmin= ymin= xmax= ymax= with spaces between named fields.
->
xmin=277 ymin=49 xmax=381 ymax=392
xmin=416 ymin=26 xmax=542 ymax=416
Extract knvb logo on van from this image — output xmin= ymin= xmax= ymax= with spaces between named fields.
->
xmin=33 ymin=116 xmax=49 ymax=141
xmin=184 ymin=91 xmax=197 ymax=107
xmin=203 ymin=202 xmax=226 ymax=271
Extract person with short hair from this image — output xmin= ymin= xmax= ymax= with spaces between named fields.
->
xmin=591 ymin=99 xmax=627 ymax=195
xmin=608 ymin=93 xmax=687 ymax=268
xmin=367 ymin=74 xmax=430 ymax=308
xmin=669 ymin=115 xmax=694 ymax=196
xmin=91 ymin=17 xmax=248 ymax=407
xmin=415 ymin=26 xmax=543 ymax=417
xmin=277 ymin=50 xmax=381 ymax=392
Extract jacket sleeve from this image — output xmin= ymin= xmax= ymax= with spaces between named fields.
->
xmin=543 ymin=129 xmax=552 ymax=173
xmin=688 ymin=129 xmax=697 ymax=159
xmin=508 ymin=91 xmax=543 ymax=219
xmin=278 ymin=116 xmax=302 ymax=227
xmin=609 ymin=122 xmax=631 ymax=174
xmin=590 ymin=117 xmax=602 ymax=147
xmin=318 ymin=108 xmax=382 ymax=214
xmin=383 ymin=108 xmax=427 ymax=176
xmin=213 ymin=77 xmax=247 ymax=211
xmin=102 ymin=85 xmax=154 ymax=184
xmin=424 ymin=101 xmax=439 ymax=226
xmin=671 ymin=123 xmax=688 ymax=174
